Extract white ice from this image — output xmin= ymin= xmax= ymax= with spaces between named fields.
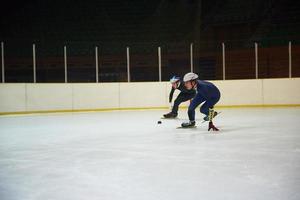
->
xmin=0 ymin=108 xmax=300 ymax=200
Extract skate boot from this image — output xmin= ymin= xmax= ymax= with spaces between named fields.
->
xmin=203 ymin=111 xmax=218 ymax=121
xmin=163 ymin=112 xmax=178 ymax=118
xmin=181 ymin=120 xmax=196 ymax=128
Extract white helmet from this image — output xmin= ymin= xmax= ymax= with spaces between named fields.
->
xmin=183 ymin=72 xmax=198 ymax=82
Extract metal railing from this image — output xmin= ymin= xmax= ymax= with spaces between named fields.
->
xmin=0 ymin=40 xmax=298 ymax=83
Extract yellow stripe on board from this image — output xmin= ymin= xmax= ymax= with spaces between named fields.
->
xmin=0 ymin=107 xmax=168 ymax=116
xmin=0 ymin=104 xmax=300 ymax=116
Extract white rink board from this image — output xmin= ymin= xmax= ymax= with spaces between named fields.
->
xmin=263 ymin=78 xmax=300 ymax=105
xmin=72 ymin=83 xmax=119 ymax=110
xmin=0 ymin=84 xmax=26 ymax=112
xmin=213 ymin=79 xmax=263 ymax=106
xmin=26 ymin=84 xmax=73 ymax=111
xmin=0 ymin=78 xmax=300 ymax=113
xmin=119 ymin=82 xmax=167 ymax=108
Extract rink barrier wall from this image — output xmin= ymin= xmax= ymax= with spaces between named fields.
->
xmin=0 ymin=78 xmax=299 ymax=115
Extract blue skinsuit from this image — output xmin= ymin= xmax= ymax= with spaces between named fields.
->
xmin=188 ymin=80 xmax=221 ymax=121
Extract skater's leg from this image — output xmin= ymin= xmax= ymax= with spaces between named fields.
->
xmin=200 ymin=95 xmax=220 ymax=115
xmin=164 ymin=93 xmax=185 ymax=118
xmin=202 ymin=96 xmax=220 ymax=131
xmin=181 ymin=96 xmax=204 ymax=127
xmin=171 ymin=93 xmax=183 ymax=115
xmin=172 ymin=92 xmax=195 ymax=114
xmin=188 ymin=96 xmax=205 ymax=121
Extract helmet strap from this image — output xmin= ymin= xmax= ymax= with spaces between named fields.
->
xmin=191 ymin=80 xmax=198 ymax=89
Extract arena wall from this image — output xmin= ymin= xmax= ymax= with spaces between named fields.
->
xmin=0 ymin=78 xmax=299 ymax=114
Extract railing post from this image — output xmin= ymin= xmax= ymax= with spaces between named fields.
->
xmin=158 ymin=46 xmax=162 ymax=82
xmin=33 ymin=44 xmax=36 ymax=83
xmin=289 ymin=41 xmax=292 ymax=78
xmin=64 ymin=46 xmax=68 ymax=83
xmin=126 ymin=47 xmax=130 ymax=82
xmin=255 ymin=42 xmax=258 ymax=79
xmin=1 ymin=42 xmax=4 ymax=83
xmin=190 ymin=43 xmax=194 ymax=72
xmin=222 ymin=42 xmax=226 ymax=80
xmin=95 ymin=46 xmax=99 ymax=83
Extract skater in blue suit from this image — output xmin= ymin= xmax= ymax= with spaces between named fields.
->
xmin=181 ymin=72 xmax=220 ymax=131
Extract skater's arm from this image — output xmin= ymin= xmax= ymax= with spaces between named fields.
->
xmin=169 ymin=88 xmax=175 ymax=103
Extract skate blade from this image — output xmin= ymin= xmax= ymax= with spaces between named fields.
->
xmin=161 ymin=117 xmax=179 ymax=119
xmin=176 ymin=126 xmax=197 ymax=129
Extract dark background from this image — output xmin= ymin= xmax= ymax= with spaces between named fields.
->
xmin=1 ymin=0 xmax=300 ymax=82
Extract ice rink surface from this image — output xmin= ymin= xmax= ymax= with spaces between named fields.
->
xmin=0 ymin=108 xmax=300 ymax=200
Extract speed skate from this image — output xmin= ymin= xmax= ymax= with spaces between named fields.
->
xmin=176 ymin=125 xmax=197 ymax=129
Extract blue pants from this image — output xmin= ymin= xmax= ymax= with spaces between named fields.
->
xmin=188 ymin=93 xmax=220 ymax=121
